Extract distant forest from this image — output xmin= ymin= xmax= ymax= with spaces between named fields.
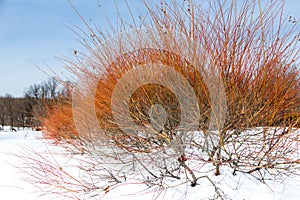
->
xmin=0 ymin=78 xmax=71 ymax=131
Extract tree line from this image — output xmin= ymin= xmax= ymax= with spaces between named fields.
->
xmin=0 ymin=78 xmax=71 ymax=131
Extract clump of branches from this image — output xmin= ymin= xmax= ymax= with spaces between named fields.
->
xmin=25 ymin=0 xmax=300 ymax=199
xmin=42 ymin=100 xmax=79 ymax=143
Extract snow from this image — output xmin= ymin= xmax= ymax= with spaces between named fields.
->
xmin=0 ymin=130 xmax=49 ymax=200
xmin=0 ymin=129 xmax=300 ymax=200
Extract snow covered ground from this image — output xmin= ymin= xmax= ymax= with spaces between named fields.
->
xmin=0 ymin=129 xmax=49 ymax=200
xmin=0 ymin=129 xmax=300 ymax=200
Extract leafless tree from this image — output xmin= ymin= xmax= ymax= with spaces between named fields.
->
xmin=3 ymin=94 xmax=15 ymax=130
xmin=0 ymin=97 xmax=6 ymax=128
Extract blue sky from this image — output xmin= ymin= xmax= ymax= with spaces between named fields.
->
xmin=0 ymin=0 xmax=146 ymax=97
xmin=0 ymin=0 xmax=299 ymax=97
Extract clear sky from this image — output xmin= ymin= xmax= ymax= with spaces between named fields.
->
xmin=0 ymin=0 xmax=146 ymax=97
xmin=0 ymin=0 xmax=299 ymax=97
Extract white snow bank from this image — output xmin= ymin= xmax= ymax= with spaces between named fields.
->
xmin=0 ymin=129 xmax=300 ymax=200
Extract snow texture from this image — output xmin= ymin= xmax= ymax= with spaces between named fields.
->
xmin=0 ymin=128 xmax=300 ymax=200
